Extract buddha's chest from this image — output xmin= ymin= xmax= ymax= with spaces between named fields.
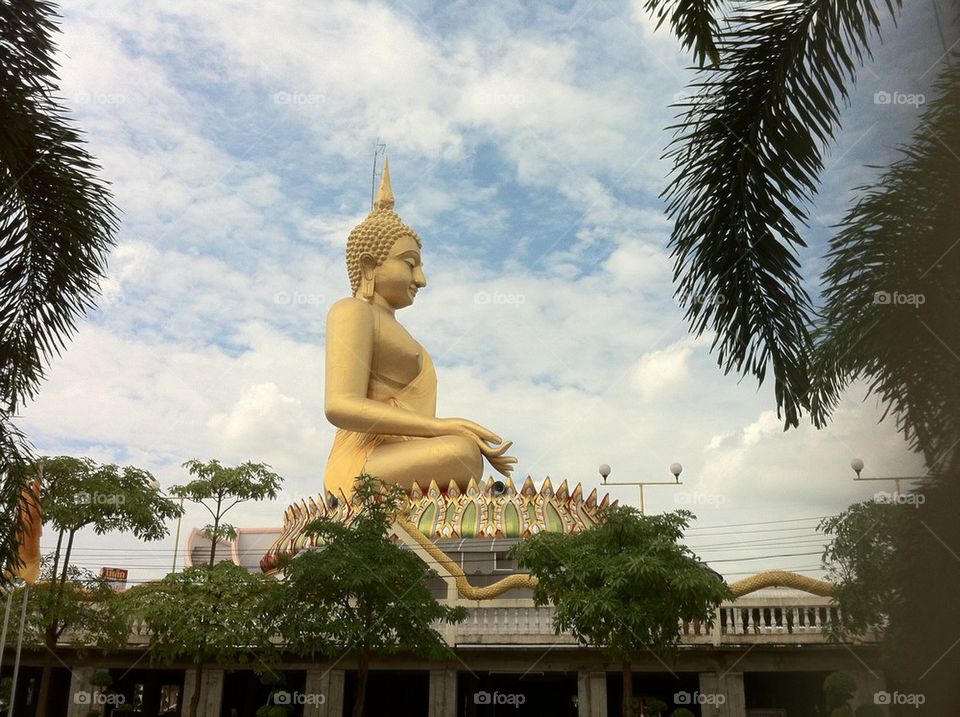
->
xmin=371 ymin=317 xmax=423 ymax=386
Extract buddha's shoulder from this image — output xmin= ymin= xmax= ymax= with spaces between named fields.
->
xmin=327 ymin=297 xmax=374 ymax=325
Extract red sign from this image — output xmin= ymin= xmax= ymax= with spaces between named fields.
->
xmin=100 ymin=567 xmax=128 ymax=591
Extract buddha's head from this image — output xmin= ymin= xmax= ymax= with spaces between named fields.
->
xmin=346 ymin=160 xmax=425 ymax=308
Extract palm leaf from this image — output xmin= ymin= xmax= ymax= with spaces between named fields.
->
xmin=644 ymin=0 xmax=723 ymax=67
xmin=662 ymin=0 xmax=900 ymax=428
xmin=0 ymin=0 xmax=118 ymax=583
xmin=811 ymin=55 xmax=960 ymax=471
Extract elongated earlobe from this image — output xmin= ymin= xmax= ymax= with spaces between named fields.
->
xmin=360 ymin=277 xmax=374 ymax=301
xmin=359 ymin=253 xmax=377 ymax=301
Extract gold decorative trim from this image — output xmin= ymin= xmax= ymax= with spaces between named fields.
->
xmin=260 ymin=476 xmax=612 ymax=570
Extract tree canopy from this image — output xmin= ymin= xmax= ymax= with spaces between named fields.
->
xmin=511 ymin=506 xmax=730 ymax=717
xmin=5 ymin=559 xmax=129 ymax=653
xmin=268 ymin=474 xmax=465 ymax=717
xmin=171 ymin=459 xmax=282 ymax=566
xmin=129 ymin=561 xmax=280 ymax=717
xmin=819 ymin=499 xmax=906 ymax=639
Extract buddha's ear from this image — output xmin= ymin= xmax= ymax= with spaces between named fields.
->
xmin=359 ymin=252 xmax=377 ymax=301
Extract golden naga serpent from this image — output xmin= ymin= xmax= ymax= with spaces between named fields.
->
xmin=395 ymin=514 xmax=833 ymax=600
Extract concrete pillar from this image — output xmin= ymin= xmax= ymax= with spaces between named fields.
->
xmin=852 ymin=670 xmax=887 ymax=714
xmin=577 ymin=671 xmax=608 ymax=717
xmin=428 ymin=668 xmax=457 ymax=717
xmin=699 ymin=671 xmax=746 ymax=717
xmin=65 ymin=666 xmax=96 ymax=717
xmin=303 ymin=668 xmax=345 ymax=717
xmin=181 ymin=667 xmax=224 ymax=717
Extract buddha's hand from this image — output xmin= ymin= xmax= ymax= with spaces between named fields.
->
xmin=437 ymin=418 xmax=518 ymax=478
xmin=482 ymin=440 xmax=517 ymax=478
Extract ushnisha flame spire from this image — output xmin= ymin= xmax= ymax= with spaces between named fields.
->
xmin=373 ymin=158 xmax=395 ymax=211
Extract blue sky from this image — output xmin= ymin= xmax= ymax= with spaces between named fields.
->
xmin=21 ymin=0 xmax=950 ymax=582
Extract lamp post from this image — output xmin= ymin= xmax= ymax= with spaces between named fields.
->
xmin=849 ymin=458 xmax=927 ymax=497
xmin=598 ymin=463 xmax=684 ymax=514
xmin=150 ymin=480 xmax=186 ymax=573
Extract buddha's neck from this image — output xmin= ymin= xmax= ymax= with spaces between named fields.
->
xmin=370 ymin=295 xmax=397 ymax=318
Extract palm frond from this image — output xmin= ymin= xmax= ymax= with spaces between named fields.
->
xmin=644 ymin=0 xmax=723 ymax=67
xmin=0 ymin=0 xmax=118 ymax=584
xmin=0 ymin=414 xmax=32 ymax=586
xmin=811 ymin=55 xmax=960 ymax=471
xmin=662 ymin=0 xmax=900 ymax=428
xmin=0 ymin=0 xmax=119 ymax=412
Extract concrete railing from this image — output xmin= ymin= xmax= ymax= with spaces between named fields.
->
xmin=116 ymin=595 xmax=864 ymax=649
xmin=450 ymin=596 xmax=858 ymax=646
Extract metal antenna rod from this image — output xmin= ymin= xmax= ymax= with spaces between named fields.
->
xmin=370 ymin=139 xmax=387 ymax=210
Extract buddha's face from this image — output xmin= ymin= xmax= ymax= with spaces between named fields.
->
xmin=370 ymin=233 xmax=426 ymax=310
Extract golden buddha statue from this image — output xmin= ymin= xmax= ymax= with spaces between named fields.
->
xmin=322 ymin=161 xmax=516 ymax=500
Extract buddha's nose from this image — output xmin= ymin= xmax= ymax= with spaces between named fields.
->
xmin=415 ymin=267 xmax=426 ymax=287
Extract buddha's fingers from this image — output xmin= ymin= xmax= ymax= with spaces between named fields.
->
xmin=488 ymin=454 xmax=518 ymax=477
xmin=445 ymin=417 xmax=502 ymax=445
xmin=482 ymin=440 xmax=513 ymax=458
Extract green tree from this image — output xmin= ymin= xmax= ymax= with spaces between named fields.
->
xmin=156 ymin=459 xmax=281 ymax=717
xmin=128 ymin=561 xmax=279 ymax=717
xmin=6 ymin=559 xmax=129 ymax=651
xmin=819 ymin=491 xmax=960 ymax=702
xmin=30 ymin=456 xmax=182 ymax=716
xmin=254 ymin=671 xmax=293 ymax=717
xmin=0 ymin=0 xmax=119 ymax=582
xmin=5 ymin=560 xmax=128 ymax=716
xmin=824 ymin=671 xmax=857 ymax=712
xmin=40 ymin=456 xmax=183 ymax=588
xmin=510 ymin=507 xmax=730 ymax=717
xmin=819 ymin=499 xmax=905 ymax=639
xmin=268 ymin=474 xmax=466 ymax=717
xmin=171 ymin=459 xmax=282 ymax=567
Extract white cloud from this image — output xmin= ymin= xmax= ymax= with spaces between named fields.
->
xmin=632 ymin=337 xmax=699 ymax=398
